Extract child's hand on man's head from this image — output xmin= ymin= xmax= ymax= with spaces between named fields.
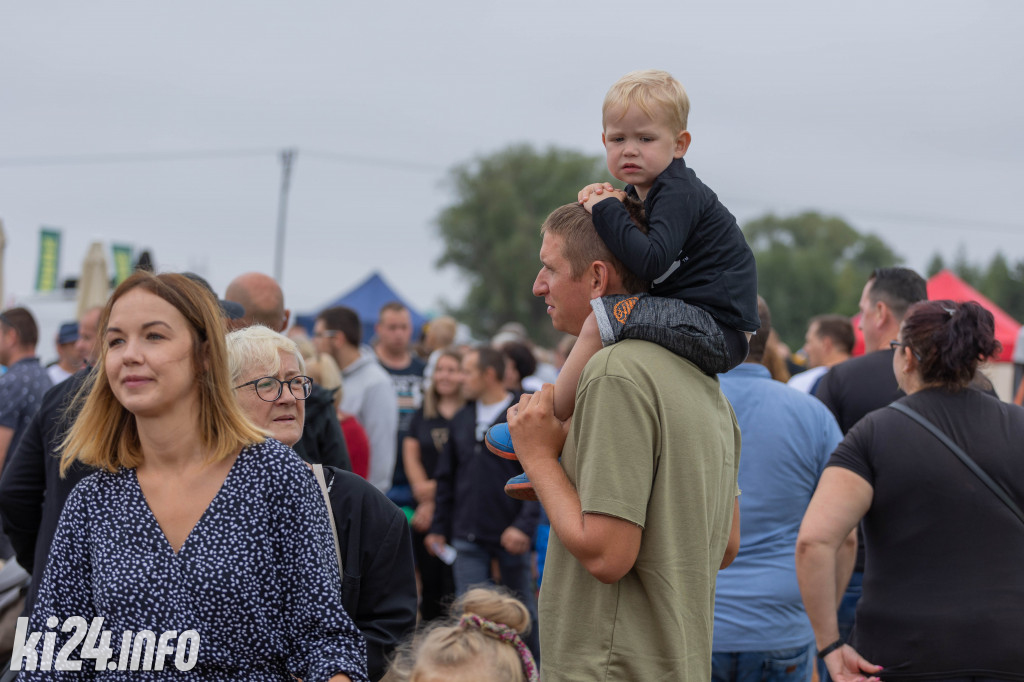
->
xmin=582 ymin=188 xmax=627 ymax=214
xmin=577 ymin=182 xmax=617 ymax=204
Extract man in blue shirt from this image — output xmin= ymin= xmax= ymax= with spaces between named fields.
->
xmin=0 ymin=308 xmax=52 ymax=473
xmin=0 ymin=307 xmax=53 ymax=561
xmin=713 ymin=297 xmax=845 ymax=682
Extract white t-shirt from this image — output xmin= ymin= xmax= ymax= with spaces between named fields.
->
xmin=474 ymin=393 xmax=513 ymax=441
xmin=46 ymin=364 xmax=73 ymax=386
xmin=786 ymin=365 xmax=828 ymax=394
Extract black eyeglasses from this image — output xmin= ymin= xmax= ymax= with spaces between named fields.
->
xmin=889 ymin=340 xmax=922 ymax=361
xmin=234 ymin=376 xmax=313 ymax=402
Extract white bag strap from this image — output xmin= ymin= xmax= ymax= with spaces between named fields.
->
xmin=312 ymin=463 xmax=344 ymax=577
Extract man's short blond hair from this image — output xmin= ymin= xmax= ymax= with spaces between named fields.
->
xmin=541 ymin=202 xmax=649 ymax=295
xmin=603 ymin=69 xmax=690 ymax=133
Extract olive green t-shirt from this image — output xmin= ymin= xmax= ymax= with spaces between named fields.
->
xmin=539 ymin=340 xmax=740 ymax=681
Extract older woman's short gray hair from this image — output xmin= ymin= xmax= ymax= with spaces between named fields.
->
xmin=226 ymin=325 xmax=306 ymax=385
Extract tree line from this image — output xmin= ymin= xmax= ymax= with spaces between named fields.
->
xmin=435 ymin=144 xmax=1023 ymax=350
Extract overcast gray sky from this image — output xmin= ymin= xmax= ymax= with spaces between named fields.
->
xmin=3 ymin=1 xmax=1022 ymax=322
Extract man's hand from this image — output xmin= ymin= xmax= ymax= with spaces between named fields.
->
xmin=506 ymin=385 xmax=567 ymax=475
xmin=823 ymin=644 xmax=883 ymax=682
xmin=578 ymin=182 xmax=616 ymax=203
xmin=582 ymin=188 xmax=627 ymax=214
xmin=501 ymin=526 xmax=531 ymax=555
xmin=424 ymin=533 xmax=446 ymax=557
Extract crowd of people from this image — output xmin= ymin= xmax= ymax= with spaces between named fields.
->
xmin=0 ymin=68 xmax=1021 ymax=682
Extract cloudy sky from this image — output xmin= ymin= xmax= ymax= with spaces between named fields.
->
xmin=3 ymin=1 xmax=1022 ymax=323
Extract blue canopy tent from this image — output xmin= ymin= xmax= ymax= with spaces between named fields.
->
xmin=294 ymin=271 xmax=428 ymax=345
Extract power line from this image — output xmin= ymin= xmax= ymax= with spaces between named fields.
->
xmin=2 ymin=149 xmax=1018 ymax=237
xmin=0 ymin=148 xmax=278 ymax=167
xmin=302 ymin=150 xmax=444 ymax=173
xmin=0 ymin=148 xmax=446 ymax=173
xmin=727 ymin=197 xmax=1023 ymax=237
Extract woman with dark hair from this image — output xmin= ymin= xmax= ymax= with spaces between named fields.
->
xmin=27 ymin=271 xmax=367 ymax=681
xmin=500 ymin=342 xmax=538 ymax=393
xmin=796 ymin=300 xmax=1024 ymax=682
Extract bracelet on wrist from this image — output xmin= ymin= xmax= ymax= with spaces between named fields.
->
xmin=816 ymin=638 xmax=844 ymax=659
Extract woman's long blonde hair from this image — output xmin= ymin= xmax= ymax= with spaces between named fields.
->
xmin=60 ymin=271 xmax=265 ymax=475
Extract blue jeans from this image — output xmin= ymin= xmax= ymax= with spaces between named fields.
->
xmin=818 ymin=570 xmax=863 ymax=682
xmin=451 ymin=538 xmax=539 ymax=660
xmin=712 ymin=643 xmax=815 ymax=682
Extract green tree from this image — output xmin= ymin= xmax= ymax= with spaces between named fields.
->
xmin=952 ymin=246 xmax=982 ymax=288
xmin=979 ymin=252 xmax=1024 ymax=323
xmin=744 ymin=212 xmax=902 ymax=349
xmin=436 ymin=144 xmax=609 ymax=344
xmin=926 ymin=253 xmax=946 ymax=278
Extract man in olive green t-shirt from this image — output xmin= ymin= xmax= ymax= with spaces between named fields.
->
xmin=509 ymin=203 xmax=741 ymax=680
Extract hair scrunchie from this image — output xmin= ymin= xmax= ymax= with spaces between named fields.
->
xmin=458 ymin=613 xmax=539 ymax=682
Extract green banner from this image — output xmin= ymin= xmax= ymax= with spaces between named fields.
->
xmin=112 ymin=244 xmax=133 ymax=285
xmin=35 ymin=228 xmax=61 ymax=292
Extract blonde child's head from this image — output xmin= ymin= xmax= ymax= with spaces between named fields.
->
xmin=389 ymin=588 xmax=537 ymax=682
xmin=603 ymin=69 xmax=690 ymax=134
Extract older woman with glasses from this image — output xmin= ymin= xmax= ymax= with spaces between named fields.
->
xmin=230 ymin=329 xmax=313 ymax=449
xmin=796 ymin=300 xmax=1024 ymax=682
xmin=227 ymin=326 xmax=417 ymax=682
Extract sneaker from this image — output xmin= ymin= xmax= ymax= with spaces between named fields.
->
xmin=504 ymin=472 xmax=537 ymax=501
xmin=485 ymin=422 xmax=518 ymax=460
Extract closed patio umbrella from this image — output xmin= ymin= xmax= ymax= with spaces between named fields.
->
xmin=77 ymin=241 xmax=110 ymax=318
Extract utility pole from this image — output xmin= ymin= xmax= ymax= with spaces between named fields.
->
xmin=274 ymin=148 xmax=297 ymax=282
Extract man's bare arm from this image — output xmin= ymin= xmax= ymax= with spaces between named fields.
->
xmin=508 ymin=386 xmax=642 ymax=583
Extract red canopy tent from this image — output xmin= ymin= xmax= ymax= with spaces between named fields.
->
xmin=850 ymin=270 xmax=1020 ymax=361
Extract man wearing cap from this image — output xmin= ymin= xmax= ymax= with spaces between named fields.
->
xmin=46 ymin=322 xmax=82 ymax=385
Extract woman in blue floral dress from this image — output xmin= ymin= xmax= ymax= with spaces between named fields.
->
xmin=19 ymin=271 xmax=367 ymax=681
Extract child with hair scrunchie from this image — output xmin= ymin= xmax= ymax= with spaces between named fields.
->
xmin=386 ymin=587 xmax=538 ymax=682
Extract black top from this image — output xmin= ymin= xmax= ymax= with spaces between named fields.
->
xmin=293 ymin=385 xmax=352 ymax=472
xmin=815 ymin=349 xmax=904 ymax=435
xmin=828 ymin=388 xmax=1024 ymax=680
xmin=381 ymin=356 xmax=426 ymax=491
xmin=430 ymin=399 xmax=540 ymax=548
xmin=592 ymin=156 xmax=760 ymax=332
xmin=0 ymin=367 xmax=96 ymax=613
xmin=322 ymin=466 xmax=417 ymax=681
xmin=405 ymin=408 xmax=450 ymax=480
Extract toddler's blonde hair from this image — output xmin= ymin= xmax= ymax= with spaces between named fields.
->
xmin=603 ymin=69 xmax=690 ymax=133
